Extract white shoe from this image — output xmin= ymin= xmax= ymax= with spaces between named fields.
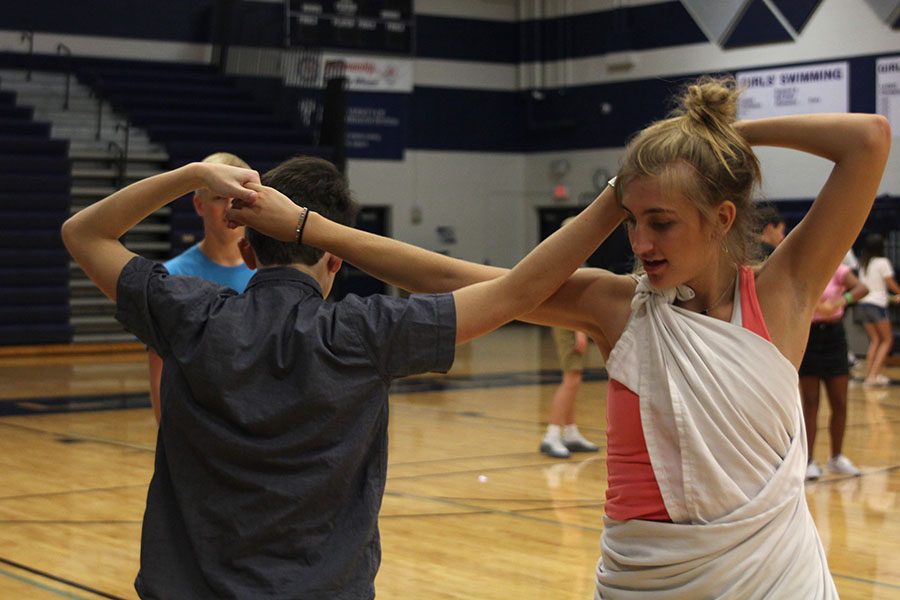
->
xmin=561 ymin=424 xmax=600 ymax=453
xmin=540 ymin=436 xmax=570 ymax=458
xmin=805 ymin=462 xmax=822 ymax=481
xmin=827 ymin=454 xmax=861 ymax=476
xmin=563 ymin=432 xmax=600 ymax=453
xmin=863 ymin=376 xmax=888 ymax=387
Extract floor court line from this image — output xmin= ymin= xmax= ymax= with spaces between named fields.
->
xmin=804 ymin=464 xmax=900 ymax=487
xmin=0 ymin=556 xmax=124 ymax=600
xmin=0 ymin=420 xmax=154 ymax=453
xmin=831 ymin=571 xmax=900 ymax=591
xmin=0 ymin=484 xmax=147 ymax=503
xmin=0 ymin=519 xmax=141 ymax=525
xmin=0 ymin=565 xmax=90 ymax=600
xmin=388 ymin=450 xmax=540 ymax=467
xmin=383 ymin=490 xmax=607 ymax=534
xmin=387 ymin=457 xmax=605 ymax=482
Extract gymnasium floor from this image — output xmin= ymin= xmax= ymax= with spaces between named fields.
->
xmin=0 ymin=325 xmax=898 ymax=599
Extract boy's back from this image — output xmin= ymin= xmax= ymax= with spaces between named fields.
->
xmin=118 ymin=256 xmax=455 ymax=599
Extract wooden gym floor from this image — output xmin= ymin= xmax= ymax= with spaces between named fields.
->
xmin=0 ymin=325 xmax=898 ymax=599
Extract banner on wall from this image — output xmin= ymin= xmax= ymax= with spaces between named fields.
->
xmin=344 ymin=92 xmax=407 ymax=160
xmin=876 ymin=56 xmax=900 ymax=137
xmin=322 ymin=52 xmax=413 ymax=92
xmin=736 ymin=61 xmax=849 ymax=119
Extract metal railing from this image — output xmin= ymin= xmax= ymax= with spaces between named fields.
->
xmin=115 ymin=122 xmax=130 ymax=186
xmin=20 ymin=31 xmax=33 ymax=81
xmin=107 ymin=141 xmax=125 ymax=188
xmin=56 ymin=43 xmax=72 ymax=110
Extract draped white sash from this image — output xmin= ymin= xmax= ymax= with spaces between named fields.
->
xmin=596 ymin=275 xmax=837 ymax=599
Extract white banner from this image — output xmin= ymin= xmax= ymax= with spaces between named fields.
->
xmin=736 ymin=62 xmax=849 ymax=119
xmin=876 ymin=56 xmax=900 ymax=137
xmin=322 ymin=53 xmax=413 ymax=92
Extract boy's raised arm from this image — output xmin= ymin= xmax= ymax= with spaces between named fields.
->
xmin=61 ymin=163 xmax=259 ymax=301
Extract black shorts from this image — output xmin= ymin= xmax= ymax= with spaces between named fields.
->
xmin=798 ymin=321 xmax=849 ymax=378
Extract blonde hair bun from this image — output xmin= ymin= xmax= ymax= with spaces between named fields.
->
xmin=679 ymin=76 xmax=739 ymax=127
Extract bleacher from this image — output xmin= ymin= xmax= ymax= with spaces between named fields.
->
xmin=0 ymin=88 xmax=72 ymax=345
xmin=75 ymin=60 xmax=334 ymax=255
xmin=0 ymin=51 xmax=341 ymax=345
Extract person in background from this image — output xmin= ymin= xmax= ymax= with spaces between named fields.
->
xmin=799 ymin=265 xmax=868 ymax=480
xmin=147 ymin=152 xmax=255 ymax=424
xmin=541 ymin=326 xmax=599 ymax=458
xmin=541 ymin=218 xmax=600 ymax=459
xmin=857 ymin=233 xmax=900 ymax=387
xmin=756 ymin=204 xmax=785 ymax=258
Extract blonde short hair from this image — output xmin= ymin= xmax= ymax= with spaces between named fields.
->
xmin=201 ymin=152 xmax=250 ymax=169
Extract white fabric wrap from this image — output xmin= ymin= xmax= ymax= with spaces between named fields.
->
xmin=596 ymin=275 xmax=837 ymax=599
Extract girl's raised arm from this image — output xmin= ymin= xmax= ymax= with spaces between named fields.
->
xmin=740 ymin=114 xmax=890 ymax=304
xmin=230 ymin=182 xmax=627 ymax=345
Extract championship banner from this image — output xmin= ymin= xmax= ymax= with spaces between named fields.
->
xmin=736 ymin=61 xmax=849 ymax=119
xmin=876 ymin=56 xmax=900 ymax=137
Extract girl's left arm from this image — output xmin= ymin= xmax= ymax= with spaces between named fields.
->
xmin=741 ymin=114 xmax=890 ymax=306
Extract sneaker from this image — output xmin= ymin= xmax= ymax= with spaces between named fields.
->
xmin=805 ymin=461 xmax=822 ymax=481
xmin=827 ymin=454 xmax=861 ymax=476
xmin=540 ymin=436 xmax=570 ymax=458
xmin=864 ymin=376 xmax=888 ymax=387
xmin=563 ymin=433 xmax=600 ymax=453
xmin=875 ymin=374 xmax=891 ymax=385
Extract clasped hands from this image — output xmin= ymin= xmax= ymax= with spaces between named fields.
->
xmin=195 ymin=162 xmax=303 ymax=242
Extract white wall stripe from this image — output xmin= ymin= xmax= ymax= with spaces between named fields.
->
xmin=0 ymin=30 xmax=212 ymax=64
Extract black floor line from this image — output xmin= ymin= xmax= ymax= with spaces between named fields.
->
xmin=0 ymin=484 xmax=147 ymax=503
xmin=0 ymin=555 xmax=125 ymax=600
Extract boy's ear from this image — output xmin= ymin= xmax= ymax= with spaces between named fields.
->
xmin=326 ymin=253 xmax=343 ymax=274
xmin=192 ymin=192 xmax=204 ymax=217
xmin=238 ymin=237 xmax=257 ymax=270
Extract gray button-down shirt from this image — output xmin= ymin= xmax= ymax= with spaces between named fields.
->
xmin=116 ymin=256 xmax=455 ymax=599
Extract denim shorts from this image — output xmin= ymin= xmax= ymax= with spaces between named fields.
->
xmin=856 ymin=303 xmax=888 ymax=323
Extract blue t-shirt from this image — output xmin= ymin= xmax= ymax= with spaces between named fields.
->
xmin=164 ymin=243 xmax=254 ymax=292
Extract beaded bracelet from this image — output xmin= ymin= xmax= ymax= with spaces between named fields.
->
xmin=295 ymin=207 xmax=309 ymax=245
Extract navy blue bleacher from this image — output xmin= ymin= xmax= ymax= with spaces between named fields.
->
xmin=0 ymin=84 xmax=72 ymax=345
xmin=75 ymin=58 xmax=333 ymax=256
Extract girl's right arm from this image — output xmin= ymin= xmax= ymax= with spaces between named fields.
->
xmin=229 ymin=184 xmax=632 ymax=345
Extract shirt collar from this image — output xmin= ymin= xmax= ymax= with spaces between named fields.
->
xmin=245 ymin=266 xmax=324 ymax=297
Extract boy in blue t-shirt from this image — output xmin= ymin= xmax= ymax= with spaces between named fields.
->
xmin=147 ymin=152 xmax=254 ymax=423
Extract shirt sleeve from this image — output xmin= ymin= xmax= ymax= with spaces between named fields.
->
xmin=115 ymin=255 xmax=227 ymax=357
xmin=346 ymin=293 xmax=456 ymax=380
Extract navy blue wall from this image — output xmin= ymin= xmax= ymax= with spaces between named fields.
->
xmin=2 ymin=2 xmax=894 ymax=155
xmin=410 ymin=52 xmax=893 ymax=153
xmin=0 ymin=1 xmax=216 ymax=42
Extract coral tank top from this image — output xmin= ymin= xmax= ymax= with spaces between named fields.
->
xmin=605 ymin=266 xmax=771 ymax=521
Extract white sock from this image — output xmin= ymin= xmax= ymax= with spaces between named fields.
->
xmin=562 ymin=424 xmax=581 ymax=440
xmin=545 ymin=424 xmax=562 ymax=440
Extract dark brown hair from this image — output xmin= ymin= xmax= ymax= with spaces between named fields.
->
xmin=246 ymin=156 xmax=357 ymax=266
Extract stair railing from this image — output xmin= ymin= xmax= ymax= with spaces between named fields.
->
xmin=20 ymin=32 xmax=34 ymax=81
xmin=56 ymin=43 xmax=72 ymax=110
xmin=115 ymin=122 xmax=130 ymax=187
xmin=107 ymin=141 xmax=125 ymax=189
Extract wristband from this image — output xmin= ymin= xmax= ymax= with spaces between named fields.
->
xmin=295 ymin=207 xmax=309 ymax=245
xmin=843 ymin=291 xmax=854 ymax=305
